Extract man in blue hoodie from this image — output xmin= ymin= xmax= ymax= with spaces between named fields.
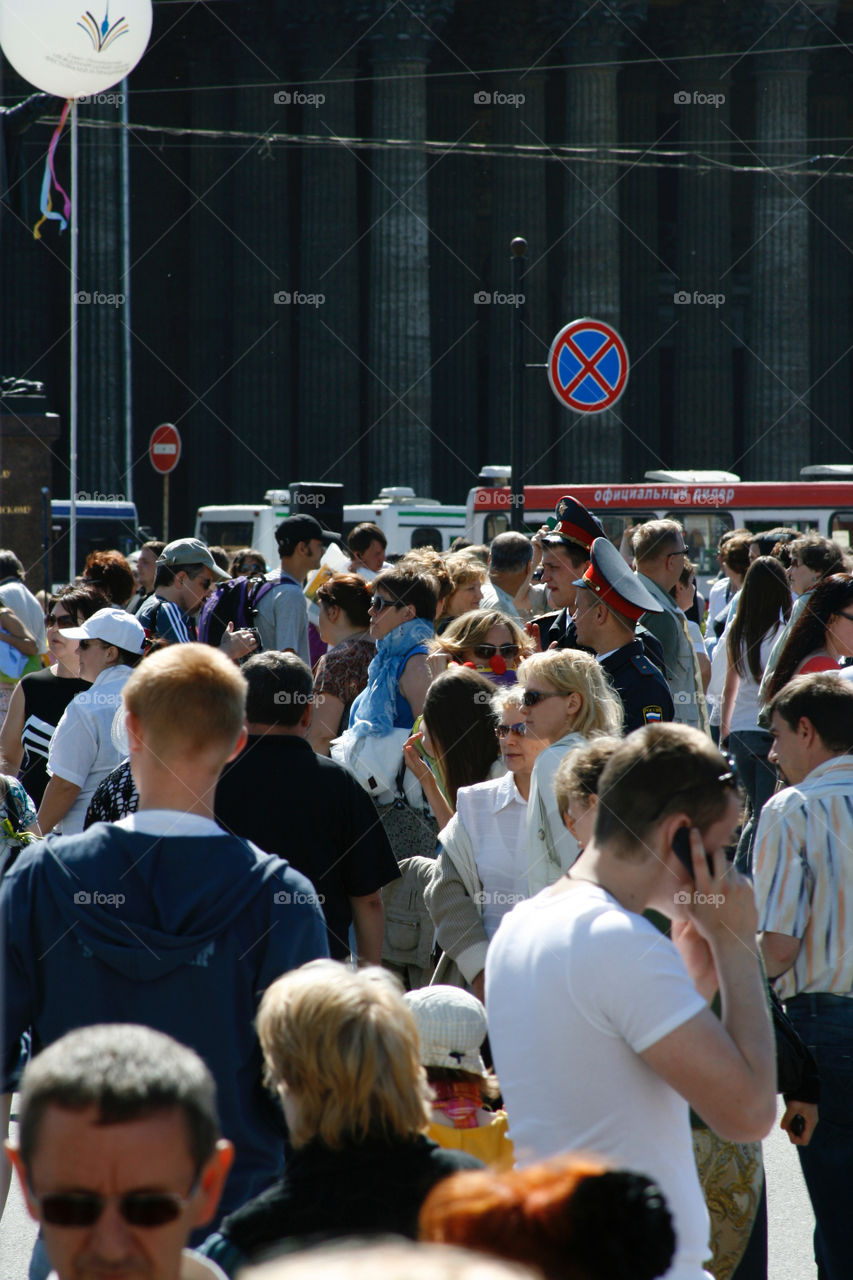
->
xmin=2 ymin=643 xmax=329 ymax=1227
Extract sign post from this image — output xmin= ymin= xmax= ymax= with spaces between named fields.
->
xmin=547 ymin=318 xmax=629 ymax=415
xmin=149 ymin=422 xmax=181 ymax=541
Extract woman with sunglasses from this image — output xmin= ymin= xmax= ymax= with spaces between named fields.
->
xmin=424 ymin=686 xmax=546 ymax=1000
xmin=37 ymin=608 xmax=147 ymax=836
xmin=430 ymin=610 xmax=533 ymax=683
xmin=517 ymin=650 xmax=623 ymax=884
xmin=764 ymin=573 xmax=853 ymax=702
xmin=0 ymin=586 xmax=109 ymax=807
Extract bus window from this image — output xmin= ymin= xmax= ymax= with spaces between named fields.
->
xmin=484 ymin=515 xmax=509 ymax=541
xmin=667 ymin=512 xmax=733 ymax=576
xmin=411 ymin=527 xmax=443 ymax=551
xmin=829 ymin=512 xmax=853 ymax=546
xmin=593 ymin=512 xmax=657 ymax=548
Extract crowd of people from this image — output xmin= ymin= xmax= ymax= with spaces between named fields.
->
xmin=0 ymin=495 xmax=851 ymax=1280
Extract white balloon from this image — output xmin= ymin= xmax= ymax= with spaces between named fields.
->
xmin=0 ymin=0 xmax=153 ymax=99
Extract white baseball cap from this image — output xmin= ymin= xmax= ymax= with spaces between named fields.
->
xmin=62 ymin=607 xmax=146 ymax=654
xmin=404 ymin=985 xmax=488 ymax=1074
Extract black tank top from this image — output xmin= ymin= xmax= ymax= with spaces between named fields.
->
xmin=18 ymin=668 xmax=89 ymax=805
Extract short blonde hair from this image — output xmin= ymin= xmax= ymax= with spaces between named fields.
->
xmin=518 ymin=650 xmax=623 ymax=738
xmin=554 ymin=736 xmax=623 ymax=819
xmin=122 ymin=642 xmax=246 ymax=758
xmin=445 ymin=551 xmax=487 ymax=590
xmin=256 ymin=960 xmax=431 ymax=1150
xmin=632 ymin=519 xmax=684 ymax=565
xmin=431 ymin=610 xmax=534 ymax=664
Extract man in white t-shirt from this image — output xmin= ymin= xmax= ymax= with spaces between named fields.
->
xmin=486 ymin=723 xmax=776 ymax=1280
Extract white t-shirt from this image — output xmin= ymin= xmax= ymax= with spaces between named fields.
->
xmin=456 ymin=771 xmax=528 ymax=938
xmin=486 ymin=882 xmax=710 ymax=1280
xmin=47 ymin=665 xmax=135 ymax=833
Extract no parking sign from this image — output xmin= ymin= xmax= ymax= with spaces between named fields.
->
xmin=547 ymin=318 xmax=629 ymax=413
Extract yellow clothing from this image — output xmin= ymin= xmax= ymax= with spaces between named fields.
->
xmin=427 ymin=1112 xmax=514 ymax=1170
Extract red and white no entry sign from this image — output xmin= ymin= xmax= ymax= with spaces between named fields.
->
xmin=149 ymin=423 xmax=181 ymax=475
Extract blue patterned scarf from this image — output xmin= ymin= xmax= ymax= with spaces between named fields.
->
xmin=348 ymin=616 xmax=434 ymax=739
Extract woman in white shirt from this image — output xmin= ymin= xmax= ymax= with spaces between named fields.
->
xmin=38 ymin=608 xmax=146 ymax=835
xmin=424 ymin=686 xmax=545 ymax=1001
xmin=719 ymin=556 xmax=791 ymax=873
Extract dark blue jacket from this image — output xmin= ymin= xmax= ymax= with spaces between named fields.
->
xmin=2 ymin=822 xmax=329 ymax=1219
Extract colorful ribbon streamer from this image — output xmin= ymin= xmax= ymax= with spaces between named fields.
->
xmin=34 ymin=100 xmax=72 ymax=240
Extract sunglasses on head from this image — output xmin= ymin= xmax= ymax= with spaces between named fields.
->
xmin=520 ymin=689 xmax=564 ymax=708
xmin=496 ymin=721 xmax=527 ymax=738
xmin=28 ymin=1178 xmax=200 ymax=1229
xmin=472 ymin=643 xmax=520 ymax=660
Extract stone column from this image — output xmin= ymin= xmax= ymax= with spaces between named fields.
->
xmin=550 ymin=1 xmax=647 ymax=481
xmin=809 ymin=49 xmax=849 ymax=459
xmin=743 ymin=1 xmax=837 ymax=477
xmin=76 ymin=96 xmax=126 ymax=497
xmin=667 ymin=4 xmax=734 ymax=468
xmin=290 ymin=7 xmax=361 ymax=489
xmin=362 ymin=0 xmax=454 ymax=497
xmin=0 ymin=408 xmax=61 ymax=592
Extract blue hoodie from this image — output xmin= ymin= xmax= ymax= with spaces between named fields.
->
xmin=2 ymin=822 xmax=328 ymax=1218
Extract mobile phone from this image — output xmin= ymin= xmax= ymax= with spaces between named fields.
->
xmin=790 ymin=1113 xmax=806 ymax=1138
xmin=672 ymin=826 xmax=714 ymax=877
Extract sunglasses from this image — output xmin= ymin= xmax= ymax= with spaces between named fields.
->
xmin=496 ymin=721 xmax=527 ymax=739
xmin=28 ymin=1178 xmax=199 ymax=1229
xmin=369 ymin=595 xmax=403 ymax=613
xmin=472 ymin=643 xmax=520 ymax=660
xmin=521 ymin=689 xmax=564 ymax=708
xmin=77 ymin=638 xmax=107 ymax=651
xmin=46 ymin=613 xmax=75 ymax=629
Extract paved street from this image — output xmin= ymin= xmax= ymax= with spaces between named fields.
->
xmin=0 ymin=1098 xmax=817 ymax=1280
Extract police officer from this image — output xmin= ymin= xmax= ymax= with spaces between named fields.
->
xmin=572 ymin=537 xmax=675 ymax=734
xmin=532 ymin=496 xmax=606 ymax=651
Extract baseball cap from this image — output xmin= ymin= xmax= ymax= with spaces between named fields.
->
xmin=62 ymin=607 xmax=147 ymax=653
xmin=404 ymin=985 xmax=488 ymax=1074
xmin=156 ymin=538 xmax=230 ymax=581
xmin=275 ymin=514 xmax=341 ymax=546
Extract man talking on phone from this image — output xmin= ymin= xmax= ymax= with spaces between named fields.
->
xmin=486 ymin=723 xmax=776 ymax=1280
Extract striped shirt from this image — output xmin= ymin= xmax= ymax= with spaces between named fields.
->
xmin=136 ymin=595 xmax=196 ymax=644
xmin=753 ymin=755 xmax=853 ymax=1000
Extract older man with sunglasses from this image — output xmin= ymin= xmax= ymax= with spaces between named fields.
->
xmin=6 ymin=1024 xmax=233 ymax=1280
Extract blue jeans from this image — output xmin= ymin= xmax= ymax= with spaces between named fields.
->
xmin=785 ymin=994 xmax=853 ymax=1280
xmin=728 ymin=730 xmax=775 ymax=876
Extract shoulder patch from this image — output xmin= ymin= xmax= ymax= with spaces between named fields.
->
xmin=642 ymin=706 xmax=663 ymax=723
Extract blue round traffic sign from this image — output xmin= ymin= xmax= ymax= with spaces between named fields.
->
xmin=547 ymin=318 xmax=629 ymax=413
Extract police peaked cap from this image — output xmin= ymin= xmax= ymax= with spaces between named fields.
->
xmin=574 ymin=537 xmax=663 ymax=622
xmin=544 ymin=495 xmax=605 ymax=553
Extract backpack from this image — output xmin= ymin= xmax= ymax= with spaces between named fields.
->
xmin=196 ymin=573 xmax=284 ymax=648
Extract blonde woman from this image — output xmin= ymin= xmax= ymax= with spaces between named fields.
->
xmin=437 ymin=552 xmax=487 ymax=631
xmin=424 ymin=686 xmax=547 ymax=1000
xmin=517 ymin=650 xmax=623 ymax=883
xmin=430 ymin=609 xmax=534 ymax=679
xmin=199 ymin=961 xmax=479 ymax=1276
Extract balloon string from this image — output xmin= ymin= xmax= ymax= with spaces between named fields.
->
xmin=34 ymin=100 xmax=72 ymax=240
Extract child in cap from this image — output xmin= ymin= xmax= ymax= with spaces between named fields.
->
xmin=405 ymin=985 xmax=513 ymax=1170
